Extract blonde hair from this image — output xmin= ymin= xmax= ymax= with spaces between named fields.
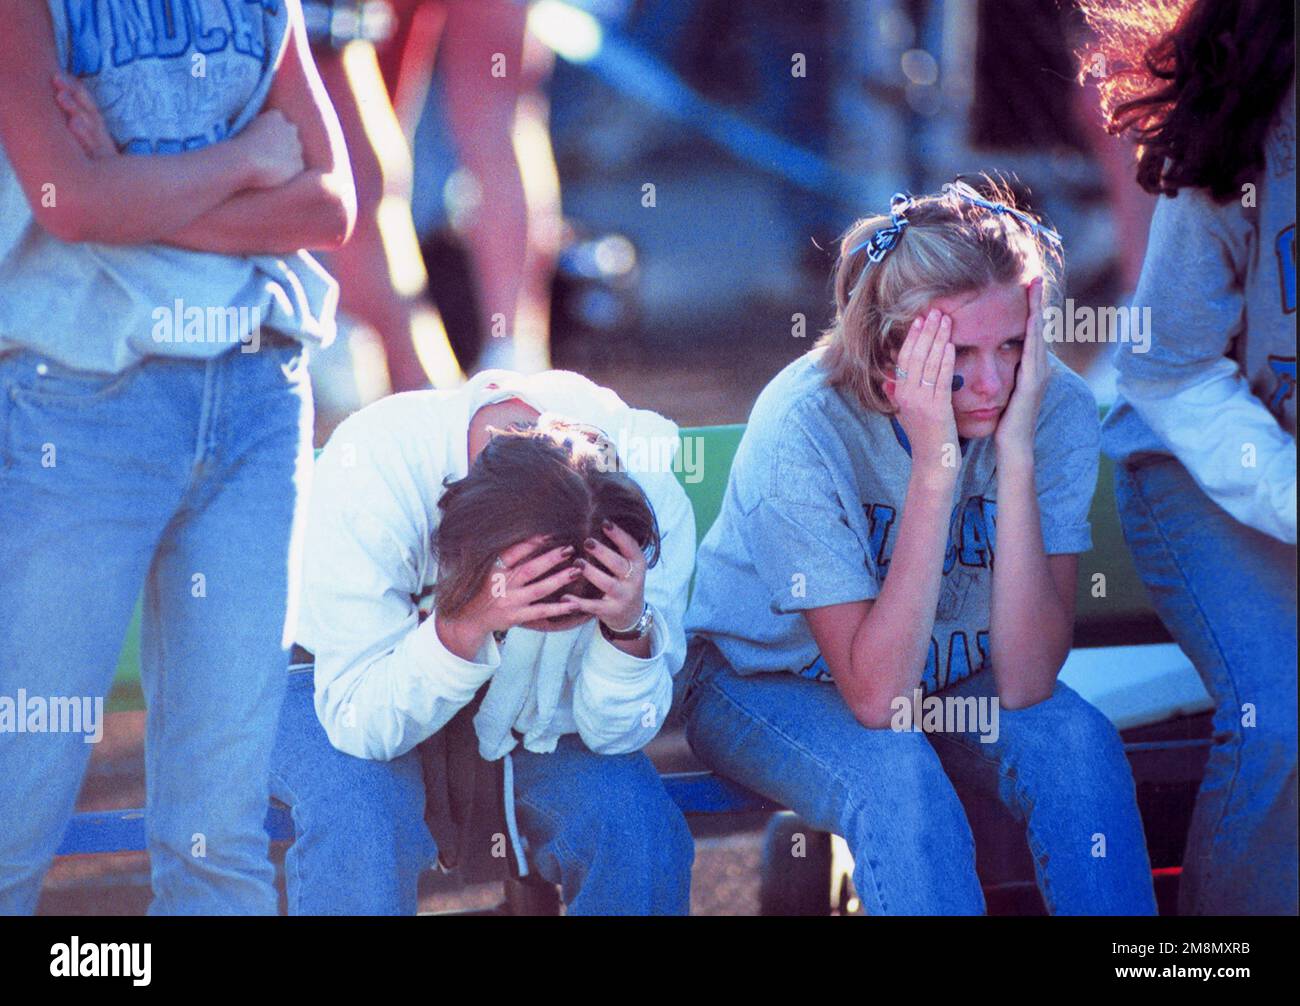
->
xmin=816 ymin=177 xmax=1064 ymax=413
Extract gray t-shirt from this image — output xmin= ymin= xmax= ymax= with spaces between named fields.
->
xmin=686 ymin=347 xmax=1099 ymax=694
xmin=0 ymin=0 xmax=337 ymax=374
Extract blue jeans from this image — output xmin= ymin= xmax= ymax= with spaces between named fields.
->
xmin=680 ymin=636 xmax=1157 ymax=915
xmin=0 ymin=340 xmax=313 ymax=915
xmin=1115 ymin=453 xmax=1298 ymax=915
xmin=268 ymin=668 xmax=694 ymax=914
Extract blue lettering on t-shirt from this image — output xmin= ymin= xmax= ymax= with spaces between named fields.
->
xmin=151 ymin=0 xmax=191 ymax=57
xmin=67 ymin=0 xmax=270 ymax=70
xmin=864 ymin=503 xmax=897 ymax=572
xmin=1266 ymin=355 xmax=1297 ymax=415
xmin=943 ymin=631 xmax=976 ymax=689
xmin=65 ymin=0 xmax=104 ymax=75
xmin=958 ymin=495 xmax=996 ymax=568
xmin=124 ymin=120 xmax=225 ymax=153
xmin=804 ymin=630 xmax=988 ymax=695
xmin=183 ymin=0 xmax=229 ymax=52
xmin=980 ymin=498 xmax=998 ymax=562
xmin=942 ymin=504 xmax=961 ymax=574
xmin=871 ymin=495 xmax=998 ymax=576
xmin=222 ymin=0 xmax=265 ymax=58
xmin=796 ymin=653 xmax=832 ymax=682
xmin=105 ymin=0 xmax=155 ymax=67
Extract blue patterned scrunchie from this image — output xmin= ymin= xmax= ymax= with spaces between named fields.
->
xmin=848 ymin=192 xmax=913 ymax=264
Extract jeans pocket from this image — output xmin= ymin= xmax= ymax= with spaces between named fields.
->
xmin=6 ymin=352 xmax=144 ymax=409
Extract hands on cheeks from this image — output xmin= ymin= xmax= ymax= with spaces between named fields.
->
xmin=992 ymin=277 xmax=1048 ymax=460
xmin=885 ymin=277 xmax=1048 ymax=467
xmin=883 ymin=307 xmax=958 ymax=474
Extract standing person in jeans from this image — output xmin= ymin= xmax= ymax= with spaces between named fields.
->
xmin=1080 ymin=0 xmax=1296 ymax=914
xmin=0 ymin=0 xmax=354 ymax=914
xmin=681 ymin=181 xmax=1157 ymax=915
xmin=268 ymin=369 xmax=695 ymax=914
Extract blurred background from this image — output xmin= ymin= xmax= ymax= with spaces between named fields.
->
xmin=52 ymin=0 xmax=1162 ymax=915
xmin=309 ymin=0 xmax=1154 ymax=439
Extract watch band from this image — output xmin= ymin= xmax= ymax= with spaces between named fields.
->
xmin=601 ymin=604 xmax=653 ymax=641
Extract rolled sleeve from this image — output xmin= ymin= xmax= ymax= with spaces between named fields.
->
xmin=572 ymin=605 xmax=674 ymax=754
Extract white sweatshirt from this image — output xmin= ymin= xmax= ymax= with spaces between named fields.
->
xmin=296 ymin=370 xmax=696 ymax=762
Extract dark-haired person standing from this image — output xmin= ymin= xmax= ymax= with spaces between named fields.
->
xmin=1081 ymin=0 xmax=1296 ymax=914
xmin=267 ymin=370 xmax=695 ymax=914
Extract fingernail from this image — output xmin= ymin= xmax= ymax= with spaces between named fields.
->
xmin=584 ymin=538 xmax=597 ymax=550
xmin=569 ymin=566 xmax=581 ymax=577
xmin=601 ymin=519 xmax=613 ymax=530
xmin=560 ymin=545 xmax=574 ymax=556
xmin=574 ymin=558 xmax=586 ymax=569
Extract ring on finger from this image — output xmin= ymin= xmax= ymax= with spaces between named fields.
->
xmin=894 ymin=366 xmax=908 ymax=379
xmin=920 ymin=377 xmax=936 ymax=387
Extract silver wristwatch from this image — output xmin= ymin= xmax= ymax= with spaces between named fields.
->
xmin=601 ymin=604 xmax=654 ymax=642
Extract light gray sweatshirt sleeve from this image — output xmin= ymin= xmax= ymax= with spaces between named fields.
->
xmin=1115 ymin=188 xmax=1296 ymax=543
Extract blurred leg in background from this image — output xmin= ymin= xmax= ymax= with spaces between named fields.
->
xmin=385 ymin=0 xmax=561 ymax=374
xmin=306 ymin=0 xmax=463 ymax=395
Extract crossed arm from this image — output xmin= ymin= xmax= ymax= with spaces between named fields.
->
xmin=0 ymin=0 xmax=354 ymax=254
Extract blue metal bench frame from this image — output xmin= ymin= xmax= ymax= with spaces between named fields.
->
xmin=56 ymin=772 xmax=776 ymax=856
xmin=55 ymin=739 xmax=1208 ymax=856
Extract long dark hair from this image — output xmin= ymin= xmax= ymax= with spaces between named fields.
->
xmin=1078 ymin=0 xmax=1295 ymax=200
xmin=431 ymin=429 xmax=662 ymax=619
